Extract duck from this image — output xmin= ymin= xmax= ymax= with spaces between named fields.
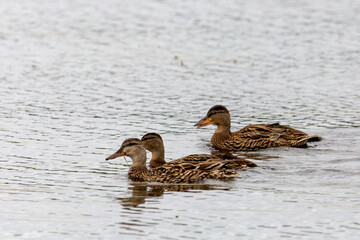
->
xmin=141 ymin=132 xmax=257 ymax=169
xmin=106 ymin=138 xmax=251 ymax=183
xmin=195 ymin=105 xmax=322 ymax=151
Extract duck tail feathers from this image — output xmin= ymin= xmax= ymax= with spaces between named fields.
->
xmin=307 ymin=135 xmax=322 ymax=142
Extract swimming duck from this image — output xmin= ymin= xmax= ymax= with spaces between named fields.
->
xmin=106 ymin=138 xmax=248 ymax=183
xmin=141 ymin=132 xmax=257 ymax=169
xmin=195 ymin=105 xmax=322 ymax=151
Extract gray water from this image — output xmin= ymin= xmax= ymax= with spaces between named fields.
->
xmin=1 ymin=0 xmax=360 ymax=239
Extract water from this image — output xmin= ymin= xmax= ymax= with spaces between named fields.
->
xmin=1 ymin=0 xmax=360 ymax=239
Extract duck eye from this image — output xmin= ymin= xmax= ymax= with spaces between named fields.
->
xmin=208 ymin=112 xmax=218 ymax=118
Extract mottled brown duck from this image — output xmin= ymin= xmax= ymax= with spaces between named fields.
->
xmin=106 ymin=138 xmax=249 ymax=184
xmin=141 ymin=132 xmax=257 ymax=169
xmin=195 ymin=105 xmax=322 ymax=151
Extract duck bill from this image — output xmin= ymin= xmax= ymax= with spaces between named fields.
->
xmin=106 ymin=149 xmax=125 ymax=160
xmin=194 ymin=116 xmax=213 ymax=128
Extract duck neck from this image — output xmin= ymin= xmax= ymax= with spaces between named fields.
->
xmin=130 ymin=162 xmax=148 ymax=171
xmin=211 ymin=124 xmax=231 ymax=146
xmin=129 ymin=163 xmax=149 ymax=181
xmin=128 ymin=151 xmax=150 ymax=181
xmin=149 ymin=146 xmax=166 ymax=168
xmin=129 ymin=150 xmax=148 ymax=172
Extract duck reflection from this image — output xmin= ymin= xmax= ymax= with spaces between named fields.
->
xmin=118 ymin=182 xmax=229 ymax=207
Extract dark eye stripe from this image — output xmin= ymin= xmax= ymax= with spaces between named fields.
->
xmin=142 ymin=136 xmax=156 ymax=141
xmin=121 ymin=138 xmax=142 ymax=148
xmin=208 ymin=110 xmax=226 ymax=117
xmin=124 ymin=142 xmax=140 ymax=147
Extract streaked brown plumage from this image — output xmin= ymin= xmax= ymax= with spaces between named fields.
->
xmin=195 ymin=105 xmax=322 ymax=151
xmin=106 ymin=138 xmax=251 ymax=183
xmin=141 ymin=132 xmax=257 ymax=169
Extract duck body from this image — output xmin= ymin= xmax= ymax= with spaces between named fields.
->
xmin=141 ymin=132 xmax=257 ymax=169
xmin=196 ymin=105 xmax=322 ymax=151
xmin=168 ymin=154 xmax=257 ymax=169
xmin=147 ymin=159 xmax=239 ymax=183
xmin=212 ymin=123 xmax=322 ymax=151
xmin=106 ymin=138 xmax=248 ymax=184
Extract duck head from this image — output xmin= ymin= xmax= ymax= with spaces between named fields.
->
xmin=106 ymin=138 xmax=146 ymax=165
xmin=195 ymin=105 xmax=231 ymax=128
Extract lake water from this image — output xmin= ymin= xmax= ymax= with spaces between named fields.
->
xmin=1 ymin=0 xmax=360 ymax=239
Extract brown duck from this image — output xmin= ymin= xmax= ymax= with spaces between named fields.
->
xmin=141 ymin=132 xmax=257 ymax=168
xmin=195 ymin=105 xmax=322 ymax=151
xmin=106 ymin=138 xmax=251 ymax=184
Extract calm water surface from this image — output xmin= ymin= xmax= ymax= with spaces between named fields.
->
xmin=1 ymin=0 xmax=360 ymax=239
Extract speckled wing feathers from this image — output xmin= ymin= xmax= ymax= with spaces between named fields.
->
xmin=216 ymin=123 xmax=319 ymax=151
xmin=146 ymin=159 xmax=245 ymax=184
xmin=167 ymin=154 xmax=257 ymax=170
